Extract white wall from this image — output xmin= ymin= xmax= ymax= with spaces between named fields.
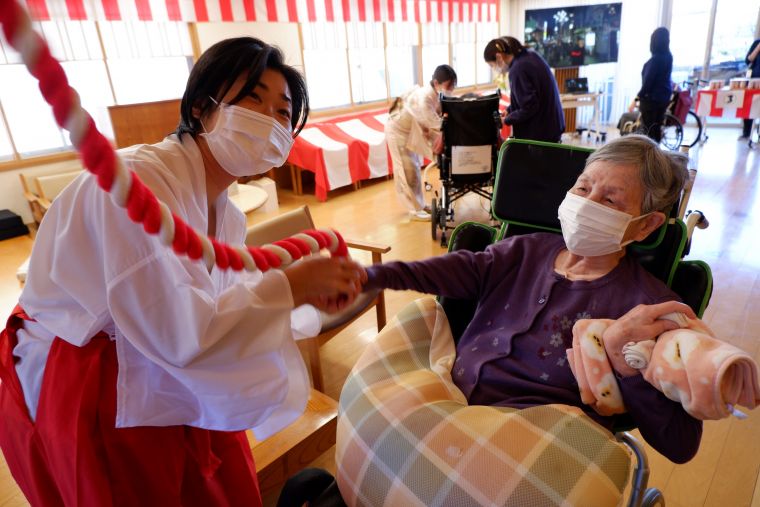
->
xmin=0 ymin=158 xmax=83 ymax=224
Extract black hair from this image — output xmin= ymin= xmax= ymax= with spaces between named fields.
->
xmin=430 ymin=64 xmax=457 ymax=88
xmin=650 ymin=27 xmax=670 ymax=55
xmin=483 ymin=36 xmax=525 ymax=63
xmin=176 ymin=37 xmax=309 ymax=139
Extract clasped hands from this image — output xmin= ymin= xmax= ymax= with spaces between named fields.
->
xmin=284 ymin=256 xmax=368 ymax=313
xmin=602 ymin=300 xmax=697 ymax=377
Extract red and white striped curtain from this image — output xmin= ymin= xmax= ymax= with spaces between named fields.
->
xmin=24 ymin=0 xmax=498 ymax=23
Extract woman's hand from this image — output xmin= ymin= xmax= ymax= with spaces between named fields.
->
xmin=284 ymin=257 xmax=367 ymax=313
xmin=602 ymin=301 xmax=697 ymax=377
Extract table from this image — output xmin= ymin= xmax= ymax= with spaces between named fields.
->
xmin=560 ymin=92 xmax=604 ymax=141
xmin=287 ymin=109 xmax=392 ymax=201
xmin=228 ymin=182 xmax=268 ymax=214
xmin=696 ymin=88 xmax=760 ymax=147
xmin=696 ymin=88 xmax=760 ymax=119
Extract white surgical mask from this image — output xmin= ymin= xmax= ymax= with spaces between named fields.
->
xmin=558 ymin=192 xmax=652 ymax=257
xmin=201 ymin=98 xmax=293 ymax=177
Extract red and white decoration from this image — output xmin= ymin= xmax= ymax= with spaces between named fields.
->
xmin=696 ymin=89 xmax=760 ymax=120
xmin=24 ymin=0 xmax=498 ymax=23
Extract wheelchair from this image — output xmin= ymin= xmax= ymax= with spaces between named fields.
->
xmin=619 ymin=89 xmax=700 ymax=151
xmin=430 ymin=92 xmax=503 ymax=247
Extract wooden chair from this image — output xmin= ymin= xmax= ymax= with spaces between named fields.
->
xmin=18 ymin=173 xmax=47 ymax=227
xmin=245 ymin=205 xmax=390 ymax=392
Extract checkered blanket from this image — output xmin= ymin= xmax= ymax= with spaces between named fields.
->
xmin=336 ymin=298 xmax=631 ymax=507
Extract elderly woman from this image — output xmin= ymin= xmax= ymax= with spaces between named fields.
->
xmin=361 ymin=135 xmax=701 ymax=464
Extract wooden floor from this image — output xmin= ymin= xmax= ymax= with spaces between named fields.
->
xmin=1 ymin=127 xmax=759 ymax=506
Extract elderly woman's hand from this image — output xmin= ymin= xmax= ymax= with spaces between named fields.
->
xmin=284 ymin=257 xmax=367 ymax=313
xmin=602 ymin=301 xmax=697 ymax=377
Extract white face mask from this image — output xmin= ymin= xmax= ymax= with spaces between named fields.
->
xmin=201 ymin=99 xmax=293 ymax=177
xmin=558 ymin=192 xmax=652 ymax=257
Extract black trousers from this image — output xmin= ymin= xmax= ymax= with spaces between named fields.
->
xmin=743 ymin=119 xmax=754 ymax=138
xmin=639 ymin=99 xmax=669 ymax=143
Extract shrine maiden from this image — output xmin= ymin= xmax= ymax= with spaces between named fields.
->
xmin=0 ymin=37 xmax=363 ymax=507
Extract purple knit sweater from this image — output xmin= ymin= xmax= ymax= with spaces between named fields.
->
xmin=365 ymin=232 xmax=702 ymax=463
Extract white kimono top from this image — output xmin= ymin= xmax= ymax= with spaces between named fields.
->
xmin=16 ymin=134 xmax=315 ymax=439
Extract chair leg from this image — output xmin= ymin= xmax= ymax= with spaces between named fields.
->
xmin=376 ymin=293 xmax=387 ymax=331
xmin=305 ymin=337 xmax=324 ymax=392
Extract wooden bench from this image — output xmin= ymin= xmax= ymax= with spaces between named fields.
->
xmin=248 ymin=389 xmax=338 ymax=496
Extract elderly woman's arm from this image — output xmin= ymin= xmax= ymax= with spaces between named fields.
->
xmin=618 ymin=376 xmax=703 ymax=463
xmin=365 ymin=248 xmax=495 ymax=300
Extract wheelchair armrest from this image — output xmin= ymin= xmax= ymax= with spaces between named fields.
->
xmin=319 ymin=289 xmax=382 ymax=333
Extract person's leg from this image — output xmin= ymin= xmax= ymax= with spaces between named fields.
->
xmin=742 ymin=119 xmax=753 ymax=139
xmin=638 ymin=99 xmax=666 ymax=143
xmin=386 ymin=128 xmax=423 ymax=214
xmin=402 ymin=150 xmax=426 ymax=212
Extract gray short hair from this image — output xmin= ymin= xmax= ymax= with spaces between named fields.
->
xmin=584 ymin=135 xmax=688 ymax=214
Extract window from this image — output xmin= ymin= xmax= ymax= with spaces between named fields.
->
xmin=475 ymin=21 xmax=498 ymax=85
xmin=386 ymin=22 xmax=418 ymax=98
xmin=302 ymin=22 xmax=351 ymax=109
xmin=347 ymin=22 xmax=387 ymax=104
xmin=99 ymin=21 xmax=192 ymax=105
xmin=710 ymin=0 xmax=757 ymax=78
xmin=451 ymin=23 xmax=476 ymax=87
xmin=670 ymin=0 xmax=713 ymax=85
xmin=0 ymin=18 xmax=192 ymax=161
xmin=0 ymin=20 xmax=109 ymax=157
xmin=421 ymin=23 xmax=449 ymax=83
xmin=0 ymin=108 xmax=16 ymax=161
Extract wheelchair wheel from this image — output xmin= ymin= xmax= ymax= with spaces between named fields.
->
xmin=681 ymin=110 xmax=704 ymax=148
xmin=660 ymin=113 xmax=683 ymax=151
xmin=641 ymin=488 xmax=665 ymax=507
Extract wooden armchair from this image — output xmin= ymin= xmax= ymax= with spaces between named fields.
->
xmin=245 ymin=205 xmax=390 ymax=392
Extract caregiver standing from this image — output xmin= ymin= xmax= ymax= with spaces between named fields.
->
xmin=484 ymin=36 xmax=565 ymax=143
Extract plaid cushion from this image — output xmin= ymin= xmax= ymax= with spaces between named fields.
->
xmin=336 ymin=298 xmax=631 ymax=507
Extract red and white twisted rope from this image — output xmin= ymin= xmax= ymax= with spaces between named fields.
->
xmin=0 ymin=0 xmax=347 ymax=272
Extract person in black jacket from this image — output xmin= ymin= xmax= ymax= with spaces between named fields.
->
xmin=741 ymin=38 xmax=760 ymax=140
xmin=484 ymin=36 xmax=565 ymax=143
xmin=632 ymin=27 xmax=673 ymax=143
